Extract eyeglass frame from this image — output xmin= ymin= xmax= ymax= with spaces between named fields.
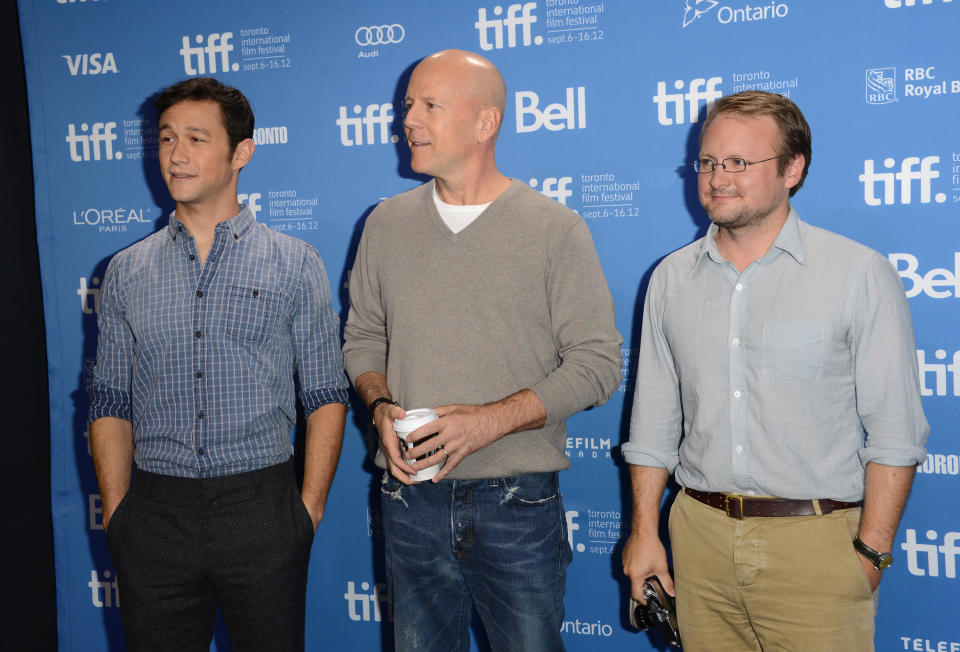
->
xmin=691 ymin=154 xmax=786 ymax=174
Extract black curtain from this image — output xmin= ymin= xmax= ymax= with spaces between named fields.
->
xmin=3 ymin=2 xmax=57 ymax=648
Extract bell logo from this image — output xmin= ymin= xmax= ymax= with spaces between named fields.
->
xmin=336 ymin=104 xmax=397 ymax=147
xmin=529 ymin=177 xmax=573 ymax=205
xmin=475 ymin=3 xmax=542 ymax=50
xmin=901 ymin=529 xmax=960 ymax=578
xmin=652 ymin=77 xmax=722 ymax=125
xmin=888 ymin=252 xmax=960 ymax=299
xmin=66 ymin=122 xmax=120 ymax=162
xmin=344 ymin=581 xmax=393 ymax=622
xmin=860 ymin=156 xmax=946 ymax=205
xmin=180 ymin=33 xmax=239 ymax=75
xmin=62 ymin=53 xmax=117 ymax=76
xmin=515 ymin=87 xmax=586 ymax=133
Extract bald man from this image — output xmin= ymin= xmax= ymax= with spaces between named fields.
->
xmin=343 ymin=50 xmax=622 ymax=650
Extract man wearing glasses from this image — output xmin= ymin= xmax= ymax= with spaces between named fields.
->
xmin=621 ymin=91 xmax=928 ymax=650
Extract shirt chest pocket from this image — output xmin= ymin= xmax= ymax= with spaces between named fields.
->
xmin=762 ymin=322 xmax=824 ymax=383
xmin=224 ymin=285 xmax=283 ymax=343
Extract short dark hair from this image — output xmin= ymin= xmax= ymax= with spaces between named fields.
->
xmin=700 ymin=91 xmax=812 ymax=197
xmin=154 ymin=77 xmax=254 ymax=152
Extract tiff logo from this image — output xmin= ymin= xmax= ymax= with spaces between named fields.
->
xmin=78 ymin=276 xmax=101 ymax=314
xmin=516 ymin=87 xmax=586 ymax=133
xmin=917 ymin=349 xmax=960 ymax=397
xmin=902 ymin=529 xmax=960 ymax=578
xmin=62 ymin=53 xmax=117 ymax=75
xmin=238 ymin=193 xmax=261 ymax=216
xmin=180 ymin=33 xmax=239 ymax=75
xmin=652 ymin=77 xmax=722 ymax=125
xmin=337 ymin=104 xmax=397 ymax=146
xmin=344 ymin=581 xmax=392 ymax=622
xmin=66 ymin=122 xmax=120 ymax=162
xmin=89 ymin=493 xmax=103 ymax=530
xmin=476 ymin=3 xmax=542 ymax=50
xmin=89 ymin=569 xmax=120 ymax=607
xmin=566 ymin=510 xmax=583 ymax=552
xmin=889 ymin=252 xmax=960 ymax=299
xmin=529 ymin=177 xmax=573 ymax=205
xmin=860 ymin=156 xmax=946 ymax=205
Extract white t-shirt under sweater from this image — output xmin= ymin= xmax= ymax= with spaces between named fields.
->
xmin=432 ymin=185 xmax=490 ymax=234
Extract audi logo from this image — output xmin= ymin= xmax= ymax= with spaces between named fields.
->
xmin=355 ymin=24 xmax=405 ymax=46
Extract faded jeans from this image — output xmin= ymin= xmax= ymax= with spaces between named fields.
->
xmin=380 ymin=470 xmax=571 ymax=651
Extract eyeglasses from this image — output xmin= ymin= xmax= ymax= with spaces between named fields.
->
xmin=691 ymin=155 xmax=783 ymax=174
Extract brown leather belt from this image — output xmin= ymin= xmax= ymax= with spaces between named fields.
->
xmin=684 ymin=488 xmax=862 ymax=520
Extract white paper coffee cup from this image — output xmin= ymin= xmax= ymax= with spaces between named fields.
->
xmin=393 ymin=408 xmax=444 ymax=481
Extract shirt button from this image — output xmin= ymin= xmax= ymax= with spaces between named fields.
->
xmin=189 ymin=254 xmax=196 ymax=261
xmin=195 ymin=330 xmax=202 ymax=338
xmin=197 ymin=412 xmax=205 ymax=419
xmin=252 ymin=289 xmax=259 ymax=297
xmin=196 ymin=290 xmax=203 ymax=298
xmin=735 ymin=283 xmax=743 ymax=291
xmin=733 ymin=390 xmax=742 ymax=398
xmin=197 ymin=447 xmax=205 ymax=456
xmin=732 ymin=337 xmax=740 ymax=346
xmin=735 ymin=445 xmax=743 ymax=454
xmin=196 ymin=371 xmax=203 ymax=378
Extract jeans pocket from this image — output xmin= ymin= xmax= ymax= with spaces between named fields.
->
xmin=497 ymin=472 xmax=560 ymax=506
xmin=762 ymin=321 xmax=824 ymax=383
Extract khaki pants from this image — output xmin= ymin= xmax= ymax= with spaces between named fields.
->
xmin=669 ymin=489 xmax=877 ymax=652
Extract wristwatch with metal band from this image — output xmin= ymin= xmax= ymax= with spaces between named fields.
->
xmin=853 ymin=536 xmax=894 ymax=571
xmin=368 ymin=397 xmax=399 ymax=425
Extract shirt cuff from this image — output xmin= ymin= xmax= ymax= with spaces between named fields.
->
xmin=858 ymin=442 xmax=927 ymax=468
xmin=87 ymin=385 xmax=131 ymax=423
xmin=300 ymin=387 xmax=351 ymax=418
xmin=621 ymin=441 xmax=679 ymax=472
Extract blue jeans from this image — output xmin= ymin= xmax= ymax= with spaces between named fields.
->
xmin=380 ymin=471 xmax=571 ymax=652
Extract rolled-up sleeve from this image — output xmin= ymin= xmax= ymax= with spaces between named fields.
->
xmin=622 ymin=266 xmax=683 ymax=471
xmin=292 ymin=246 xmax=350 ymax=417
xmin=88 ymin=255 xmax=134 ymax=423
xmin=853 ymin=253 xmax=929 ymax=467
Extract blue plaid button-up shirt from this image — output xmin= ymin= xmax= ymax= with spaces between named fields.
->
xmin=88 ymin=205 xmax=350 ymax=478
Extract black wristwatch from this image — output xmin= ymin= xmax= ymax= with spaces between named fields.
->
xmin=853 ymin=536 xmax=894 ymax=571
xmin=368 ymin=397 xmax=399 ymax=425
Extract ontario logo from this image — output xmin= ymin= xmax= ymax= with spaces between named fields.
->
xmin=683 ymin=0 xmax=719 ymax=26
xmin=866 ymin=68 xmax=897 ymax=104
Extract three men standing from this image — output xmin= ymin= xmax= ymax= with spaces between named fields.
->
xmin=622 ymin=91 xmax=928 ymax=650
xmin=343 ymin=50 xmax=622 ymax=650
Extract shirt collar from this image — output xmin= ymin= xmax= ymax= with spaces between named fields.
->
xmin=165 ymin=204 xmax=256 ymax=242
xmin=690 ymin=205 xmax=805 ymax=275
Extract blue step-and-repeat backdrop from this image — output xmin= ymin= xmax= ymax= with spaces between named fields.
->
xmin=17 ymin=1 xmax=959 ymax=650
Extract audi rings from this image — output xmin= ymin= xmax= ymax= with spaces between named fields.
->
xmin=355 ymin=24 xmax=405 ymax=47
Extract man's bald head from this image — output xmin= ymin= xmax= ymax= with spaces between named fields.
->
xmin=413 ymin=49 xmax=506 ymax=118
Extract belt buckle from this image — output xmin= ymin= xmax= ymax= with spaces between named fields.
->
xmin=724 ymin=494 xmax=744 ymax=520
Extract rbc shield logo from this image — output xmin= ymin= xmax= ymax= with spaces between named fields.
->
xmin=866 ymin=68 xmax=897 ymax=104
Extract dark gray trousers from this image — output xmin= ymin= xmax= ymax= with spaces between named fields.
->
xmin=106 ymin=460 xmax=315 ymax=652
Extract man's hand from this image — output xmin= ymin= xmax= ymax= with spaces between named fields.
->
xmin=622 ymin=531 xmax=674 ymax=605
xmin=402 ymin=404 xmax=500 ymax=482
xmin=374 ymin=401 xmax=420 ymax=485
xmin=856 ymin=552 xmax=882 ymax=593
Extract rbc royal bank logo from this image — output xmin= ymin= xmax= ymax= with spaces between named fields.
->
xmin=476 ymin=3 xmax=542 ymax=50
xmin=682 ymin=0 xmax=719 ymax=26
xmin=653 ymin=77 xmax=722 ymax=125
xmin=66 ymin=122 xmax=120 ymax=162
xmin=355 ymin=24 xmax=405 ymax=46
xmin=180 ymin=33 xmax=239 ymax=75
xmin=866 ymin=68 xmax=897 ymax=104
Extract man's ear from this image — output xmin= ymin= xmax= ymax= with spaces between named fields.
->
xmin=231 ymin=138 xmax=255 ymax=171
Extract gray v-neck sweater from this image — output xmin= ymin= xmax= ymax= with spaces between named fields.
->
xmin=344 ymin=179 xmax=622 ymax=479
